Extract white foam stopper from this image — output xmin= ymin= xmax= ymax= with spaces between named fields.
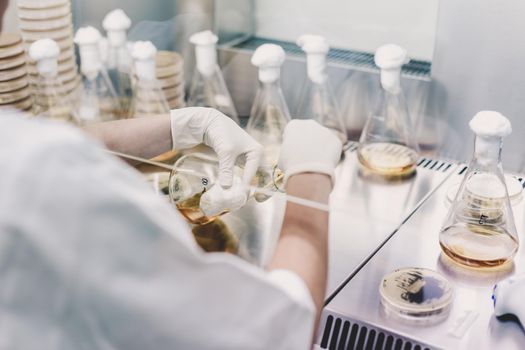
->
xmin=470 ymin=111 xmax=512 ymax=164
xmin=251 ymin=43 xmax=285 ymax=83
xmin=189 ymin=30 xmax=218 ymax=77
xmin=297 ymin=34 xmax=329 ymax=84
xmin=74 ymin=26 xmax=103 ymax=77
xmin=103 ymin=9 xmax=131 ymax=47
xmin=375 ymin=44 xmax=409 ymax=94
xmin=199 ymin=183 xmax=248 ymax=217
xmin=28 ymin=38 xmax=60 ymax=77
xmin=132 ymin=40 xmax=157 ymax=81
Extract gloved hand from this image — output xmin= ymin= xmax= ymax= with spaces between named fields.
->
xmin=278 ymin=119 xmax=343 ymax=186
xmin=170 ymin=107 xmax=262 ymax=188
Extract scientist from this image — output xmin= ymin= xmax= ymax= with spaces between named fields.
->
xmin=0 ymin=107 xmax=342 ymax=349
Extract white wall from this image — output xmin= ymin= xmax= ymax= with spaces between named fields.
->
xmin=255 ymin=0 xmax=439 ymax=61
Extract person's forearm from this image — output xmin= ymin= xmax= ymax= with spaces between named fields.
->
xmin=268 ymin=173 xmax=331 ymax=326
xmin=82 ymin=115 xmax=172 ymax=159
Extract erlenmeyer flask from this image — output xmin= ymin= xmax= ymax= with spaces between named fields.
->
xmin=28 ymin=38 xmax=72 ymax=121
xmin=357 ymin=44 xmax=419 ymax=181
xmin=169 ymin=152 xmax=283 ymax=225
xmin=296 ymin=34 xmax=346 ymax=143
xmin=73 ymin=26 xmax=120 ymax=125
xmin=187 ymin=30 xmax=239 ymax=123
xmin=128 ymin=41 xmax=170 ymax=118
xmin=439 ymin=111 xmax=518 ymax=269
xmin=102 ymin=8 xmax=133 ymax=115
xmin=246 ymin=43 xmax=290 ymax=168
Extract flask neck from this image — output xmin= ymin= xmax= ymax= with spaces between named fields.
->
xmin=107 ymin=30 xmax=127 ymax=47
xmin=79 ymin=45 xmax=102 ymax=77
xmin=36 ymin=57 xmax=58 ymax=78
xmin=195 ymin=44 xmax=217 ymax=77
xmin=306 ymin=52 xmax=327 ymax=84
xmin=258 ymin=67 xmax=281 ymax=84
xmin=135 ymin=59 xmax=156 ymax=81
xmin=380 ymin=68 xmax=401 ymax=94
xmin=473 ymin=135 xmax=503 ymax=166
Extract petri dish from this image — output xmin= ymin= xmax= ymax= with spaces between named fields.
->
xmin=17 ymin=3 xmax=70 ymax=20
xmin=18 ymin=14 xmax=72 ymax=31
xmin=162 ymin=86 xmax=184 ymax=100
xmin=8 ymin=96 xmax=33 ymax=110
xmin=0 ymin=75 xmax=28 ymax=93
xmin=20 ymin=25 xmax=72 ymax=41
xmin=0 ymin=44 xmax=24 ymax=59
xmin=379 ymin=267 xmax=453 ymax=326
xmin=0 ymin=86 xmax=31 ymax=104
xmin=157 ymin=74 xmax=184 ymax=89
xmin=156 ymin=51 xmax=183 ymax=69
xmin=0 ymin=53 xmax=26 ymax=70
xmin=17 ymin=0 xmax=69 ymax=10
xmin=0 ymin=33 xmax=22 ymax=48
xmin=0 ymin=66 xmax=28 ymax=82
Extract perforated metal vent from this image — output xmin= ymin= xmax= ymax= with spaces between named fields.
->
xmin=231 ymin=37 xmax=431 ymax=79
xmin=416 ymin=158 xmax=453 ymax=172
xmin=318 ymin=314 xmax=435 ymax=350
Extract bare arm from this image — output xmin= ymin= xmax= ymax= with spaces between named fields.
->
xmin=82 ymin=115 xmax=172 ymax=159
xmin=268 ymin=173 xmax=331 ymax=329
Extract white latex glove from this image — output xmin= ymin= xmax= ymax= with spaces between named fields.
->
xmin=278 ymin=119 xmax=343 ymax=186
xmin=170 ymin=107 xmax=262 ymax=188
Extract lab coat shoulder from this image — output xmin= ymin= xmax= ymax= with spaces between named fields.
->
xmin=0 ymin=116 xmax=316 ymax=350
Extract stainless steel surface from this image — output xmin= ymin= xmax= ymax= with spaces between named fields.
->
xmin=432 ymin=0 xmax=525 ymax=172
xmin=325 ymin=145 xmax=457 ymax=299
xmin=319 ymin=165 xmax=525 ymax=349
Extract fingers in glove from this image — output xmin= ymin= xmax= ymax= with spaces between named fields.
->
xmin=218 ymin=152 xmax=238 ymax=188
xmin=242 ymin=145 xmax=263 ymax=187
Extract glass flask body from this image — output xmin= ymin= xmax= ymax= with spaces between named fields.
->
xmin=32 ymin=74 xmax=73 ymax=121
xmin=439 ymin=137 xmax=519 ymax=269
xmin=107 ymin=43 xmax=132 ymax=115
xmin=247 ymin=80 xmax=291 ymax=168
xmin=169 ymin=153 xmax=283 ymax=225
xmin=187 ymin=66 xmax=239 ymax=124
xmin=296 ymin=79 xmax=346 ymax=143
xmin=129 ymin=78 xmax=170 ymax=118
xmin=358 ymin=87 xmax=419 ymax=181
xmin=74 ymin=70 xmax=119 ymax=125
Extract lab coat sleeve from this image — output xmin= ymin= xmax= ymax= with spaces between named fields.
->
xmin=0 ymin=117 xmax=316 ymax=350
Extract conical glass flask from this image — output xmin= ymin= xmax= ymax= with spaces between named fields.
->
xmin=187 ymin=30 xmax=239 ymax=123
xmin=439 ymin=111 xmax=519 ymax=269
xmin=73 ymin=26 xmax=120 ymax=125
xmin=128 ymin=41 xmax=170 ymax=118
xmin=102 ymin=8 xmax=133 ymax=116
xmin=296 ymin=35 xmax=346 ymax=143
xmin=246 ymin=43 xmax=290 ymax=170
xmin=169 ymin=152 xmax=284 ymax=225
xmin=28 ymin=38 xmax=73 ymax=121
xmin=357 ymin=44 xmax=419 ymax=181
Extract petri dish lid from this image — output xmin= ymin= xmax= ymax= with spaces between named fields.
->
xmin=157 ymin=74 xmax=184 ymax=89
xmin=5 ymin=96 xmax=33 ymax=110
xmin=17 ymin=0 xmax=69 ymax=10
xmin=380 ymin=267 xmax=453 ymax=325
xmin=18 ymin=14 xmax=72 ymax=32
xmin=162 ymin=86 xmax=184 ymax=100
xmin=0 ymin=75 xmax=28 ymax=93
xmin=20 ymin=25 xmax=72 ymax=41
xmin=0 ymin=53 xmax=26 ymax=71
xmin=17 ymin=2 xmax=70 ymax=20
xmin=0 ymin=43 xmax=24 ymax=60
xmin=0 ymin=33 xmax=22 ymax=48
xmin=0 ymin=86 xmax=31 ymax=104
xmin=156 ymin=51 xmax=183 ymax=68
xmin=0 ymin=66 xmax=28 ymax=82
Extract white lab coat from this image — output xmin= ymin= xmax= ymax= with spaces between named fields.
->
xmin=0 ymin=115 xmax=315 ymax=350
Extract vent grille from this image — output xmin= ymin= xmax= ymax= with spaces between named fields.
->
xmin=319 ymin=314 xmax=435 ymax=350
xmin=417 ymin=158 xmax=453 ymax=172
xmin=231 ymin=37 xmax=431 ymax=79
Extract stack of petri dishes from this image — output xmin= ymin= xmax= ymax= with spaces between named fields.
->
xmin=17 ymin=0 xmax=80 ymax=99
xmin=155 ymin=51 xmax=185 ymax=109
xmin=0 ymin=33 xmax=32 ymax=112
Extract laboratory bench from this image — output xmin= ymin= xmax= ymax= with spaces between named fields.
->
xmin=316 ymin=145 xmax=525 ymax=350
xmin=130 ymin=142 xmax=525 ymax=350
